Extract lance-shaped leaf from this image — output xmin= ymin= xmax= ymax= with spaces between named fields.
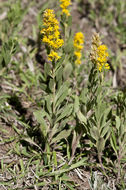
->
xmin=51 ymin=129 xmax=72 ymax=144
xmin=34 ymin=110 xmax=48 ymax=138
xmin=96 ymin=137 xmax=105 ymax=153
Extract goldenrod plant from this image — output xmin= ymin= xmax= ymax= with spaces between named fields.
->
xmin=74 ymin=32 xmax=84 ymax=65
xmin=34 ymin=8 xmax=73 ymax=164
xmin=40 ymin=9 xmax=64 ymax=61
xmin=60 ymin=0 xmax=71 ymax=16
xmin=90 ymin=33 xmax=110 ymax=72
xmin=0 ymin=0 xmax=126 ymax=189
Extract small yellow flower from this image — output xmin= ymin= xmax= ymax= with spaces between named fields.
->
xmin=60 ymin=0 xmax=71 ymax=16
xmin=41 ymin=9 xmax=64 ymax=61
xmin=48 ymin=50 xmax=60 ymax=61
xmin=90 ymin=33 xmax=110 ymax=72
xmin=74 ymin=32 xmax=84 ymax=65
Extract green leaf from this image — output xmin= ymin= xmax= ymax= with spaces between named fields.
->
xmin=119 ymin=124 xmax=125 ymax=141
xmin=56 ymin=90 xmax=69 ymax=109
xmin=100 ymin=122 xmax=110 ymax=138
xmin=55 ymin=65 xmax=63 ymax=81
xmin=35 ymin=158 xmax=87 ymax=177
xmin=55 ymin=82 xmax=69 ymax=108
xmin=80 ymin=88 xmax=88 ymax=104
xmin=50 ymin=123 xmax=59 ymax=138
xmin=64 ymin=182 xmax=75 ymax=190
xmin=49 ymin=78 xmax=54 ymax=92
xmin=51 ymin=129 xmax=71 ymax=144
xmin=57 ymin=54 xmax=65 ymax=65
xmin=56 ymin=81 xmax=69 ymax=101
xmin=64 ymin=30 xmax=74 ymax=53
xmin=45 ymin=95 xmax=52 ymax=114
xmin=96 ymin=137 xmax=105 ymax=153
xmin=74 ymin=95 xmax=79 ymax=114
xmin=67 ymin=15 xmax=72 ymax=26
xmin=46 ymin=143 xmax=51 ymax=164
xmin=60 ymin=174 xmax=72 ymax=182
xmin=19 ymin=159 xmax=25 ymax=173
xmin=59 ymin=118 xmax=70 ymax=132
xmin=34 ymin=110 xmax=44 ymax=124
xmin=56 ymin=104 xmax=73 ymax=122
xmin=77 ymin=110 xmax=87 ymax=124
xmin=44 ymin=62 xmax=51 ymax=78
xmin=53 ymin=151 xmax=57 ymax=167
xmin=110 ymin=129 xmax=117 ymax=155
xmin=22 ymin=137 xmax=42 ymax=150
xmin=34 ymin=110 xmax=48 ymax=137
xmin=99 ymin=108 xmax=111 ymax=128
xmin=90 ymin=126 xmax=99 ymax=141
xmin=95 ymin=102 xmax=106 ymax=122
xmin=116 ymin=116 xmax=120 ymax=130
xmin=51 ymin=118 xmax=71 ymax=138
xmin=63 ymin=62 xmax=73 ymax=80
xmin=20 ymin=72 xmax=30 ymax=87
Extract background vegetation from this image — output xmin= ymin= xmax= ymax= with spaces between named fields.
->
xmin=0 ymin=0 xmax=126 ymax=189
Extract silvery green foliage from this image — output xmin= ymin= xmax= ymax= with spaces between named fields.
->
xmin=89 ymin=171 xmax=116 ymax=190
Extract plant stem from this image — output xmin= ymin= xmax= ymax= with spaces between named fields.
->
xmin=64 ymin=22 xmax=68 ymax=47
xmin=98 ymin=152 xmax=109 ymax=181
xmin=52 ymin=62 xmax=56 ymax=116
xmin=117 ymin=147 xmax=122 ymax=182
xmin=74 ymin=68 xmax=78 ymax=95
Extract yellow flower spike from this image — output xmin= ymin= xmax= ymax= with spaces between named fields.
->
xmin=74 ymin=32 xmax=84 ymax=65
xmin=41 ymin=9 xmax=64 ymax=61
xmin=90 ymin=33 xmax=110 ymax=72
xmin=60 ymin=0 xmax=71 ymax=16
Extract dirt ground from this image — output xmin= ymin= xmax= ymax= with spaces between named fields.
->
xmin=0 ymin=0 xmax=126 ymax=189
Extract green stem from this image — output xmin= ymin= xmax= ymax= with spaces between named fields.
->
xmin=52 ymin=62 xmax=56 ymax=115
xmin=98 ymin=152 xmax=109 ymax=181
xmin=74 ymin=67 xmax=78 ymax=95
xmin=100 ymin=72 xmax=104 ymax=85
xmin=64 ymin=23 xmax=67 ymax=46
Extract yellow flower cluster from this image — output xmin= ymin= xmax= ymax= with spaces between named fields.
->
xmin=74 ymin=32 xmax=84 ymax=65
xmin=90 ymin=33 xmax=110 ymax=72
xmin=97 ymin=45 xmax=109 ymax=71
xmin=60 ymin=0 xmax=71 ymax=16
xmin=41 ymin=9 xmax=64 ymax=61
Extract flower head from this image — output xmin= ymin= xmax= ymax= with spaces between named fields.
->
xmin=90 ymin=33 xmax=110 ymax=72
xmin=48 ymin=50 xmax=60 ymax=61
xmin=74 ymin=32 xmax=84 ymax=65
xmin=60 ymin=0 xmax=71 ymax=16
xmin=41 ymin=9 xmax=64 ymax=61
